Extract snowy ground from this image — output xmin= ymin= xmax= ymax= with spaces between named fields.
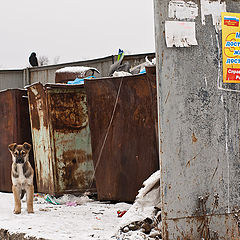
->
xmin=0 ymin=171 xmax=161 ymax=240
xmin=0 ymin=192 xmax=131 ymax=240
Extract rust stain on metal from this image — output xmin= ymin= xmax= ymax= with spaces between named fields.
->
xmin=166 ymin=213 xmax=240 ymax=239
xmin=28 ymin=83 xmax=49 ymax=130
xmin=27 ymin=83 xmax=95 ymax=195
xmin=61 ymin=150 xmax=88 ymax=188
xmin=192 ymin=132 xmax=198 ymax=143
xmin=186 ymin=144 xmax=207 ymax=167
xmin=48 ymin=91 xmax=88 ymax=132
xmin=27 ymin=88 xmax=40 ymax=130
xmin=85 ymin=67 xmax=159 ymax=202
xmin=164 ymin=90 xmax=171 ymax=105
xmin=162 ymin=211 xmax=169 ymax=240
xmin=0 ymin=89 xmax=36 ymax=192
xmin=163 ymin=193 xmax=240 ymax=239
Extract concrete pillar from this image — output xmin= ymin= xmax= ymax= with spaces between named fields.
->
xmin=154 ymin=0 xmax=240 ymax=239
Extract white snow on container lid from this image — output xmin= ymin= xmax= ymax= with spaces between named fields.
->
xmin=56 ymin=66 xmax=100 ymax=74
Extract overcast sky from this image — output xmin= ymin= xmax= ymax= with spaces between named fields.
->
xmin=0 ymin=0 xmax=155 ymax=69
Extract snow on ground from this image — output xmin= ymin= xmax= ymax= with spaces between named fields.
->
xmin=115 ymin=170 xmax=161 ymax=240
xmin=0 ymin=171 xmax=161 ymax=240
xmin=0 ymin=192 xmax=131 ymax=240
xmin=119 ymin=170 xmax=161 ymax=227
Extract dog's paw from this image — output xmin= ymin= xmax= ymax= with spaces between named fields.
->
xmin=13 ymin=209 xmax=21 ymax=214
xmin=27 ymin=209 xmax=34 ymax=214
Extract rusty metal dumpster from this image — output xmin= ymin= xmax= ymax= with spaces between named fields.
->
xmin=0 ymin=89 xmax=36 ymax=192
xmin=27 ymin=83 xmax=95 ymax=196
xmin=85 ymin=66 xmax=159 ymax=202
xmin=55 ymin=67 xmax=100 ymax=84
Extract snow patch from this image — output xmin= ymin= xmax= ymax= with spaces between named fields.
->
xmin=0 ymin=192 xmax=131 ymax=240
xmin=56 ymin=66 xmax=100 ymax=74
xmin=119 ymin=170 xmax=160 ymax=228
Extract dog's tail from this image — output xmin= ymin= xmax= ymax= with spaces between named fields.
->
xmin=21 ymin=190 xmax=26 ymax=199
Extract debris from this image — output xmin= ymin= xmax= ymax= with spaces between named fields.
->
xmin=44 ymin=194 xmax=60 ymax=205
xmin=113 ymin=71 xmax=132 ymax=77
xmin=109 ymin=49 xmax=131 ymax=76
xmin=66 ymin=201 xmax=77 ymax=207
xmin=117 ymin=210 xmax=127 ymax=217
xmin=130 ymin=56 xmax=156 ymax=75
xmin=67 ymin=75 xmax=96 ymax=85
xmin=115 ymin=170 xmax=161 ymax=240
xmin=57 ymin=193 xmax=93 ymax=205
xmin=34 ymin=193 xmax=60 ymax=205
xmin=39 ymin=208 xmax=51 ymax=212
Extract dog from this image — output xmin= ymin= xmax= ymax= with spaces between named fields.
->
xmin=8 ymin=142 xmax=34 ymax=214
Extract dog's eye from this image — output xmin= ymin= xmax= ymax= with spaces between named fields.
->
xmin=21 ymin=150 xmax=26 ymax=155
xmin=14 ymin=151 xmax=18 ymax=155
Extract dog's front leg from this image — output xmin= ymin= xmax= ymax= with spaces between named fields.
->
xmin=26 ymin=184 xmax=34 ymax=213
xmin=12 ymin=185 xmax=21 ymax=214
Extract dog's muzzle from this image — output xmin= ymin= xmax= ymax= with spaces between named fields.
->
xmin=16 ymin=157 xmax=24 ymax=164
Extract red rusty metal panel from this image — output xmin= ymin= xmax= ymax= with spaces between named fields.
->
xmin=163 ymin=213 xmax=239 ymax=239
xmin=85 ymin=66 xmax=159 ymax=202
xmin=48 ymin=91 xmax=88 ymax=132
xmin=0 ymin=89 xmax=36 ymax=192
xmin=55 ymin=72 xmax=80 ymax=84
xmin=27 ymin=83 xmax=95 ymax=196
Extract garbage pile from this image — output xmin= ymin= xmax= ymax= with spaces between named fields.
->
xmin=33 ymin=192 xmax=93 ymax=206
xmin=115 ymin=170 xmax=161 ymax=240
xmin=55 ymin=49 xmax=155 ymax=84
xmin=109 ymin=49 xmax=156 ymax=77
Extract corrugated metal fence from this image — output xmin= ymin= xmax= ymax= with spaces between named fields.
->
xmin=0 ymin=53 xmax=155 ymax=90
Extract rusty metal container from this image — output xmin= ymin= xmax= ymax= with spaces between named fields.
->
xmin=85 ymin=66 xmax=159 ymax=202
xmin=0 ymin=89 xmax=35 ymax=192
xmin=55 ymin=67 xmax=100 ymax=84
xmin=27 ymin=83 xmax=95 ymax=196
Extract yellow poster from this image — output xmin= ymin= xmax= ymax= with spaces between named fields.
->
xmin=222 ymin=12 xmax=240 ymax=83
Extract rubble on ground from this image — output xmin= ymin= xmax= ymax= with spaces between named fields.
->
xmin=115 ymin=170 xmax=161 ymax=240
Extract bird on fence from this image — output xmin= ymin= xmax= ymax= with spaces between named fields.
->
xmin=29 ymin=52 xmax=38 ymax=67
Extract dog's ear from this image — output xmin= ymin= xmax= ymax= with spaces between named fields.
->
xmin=8 ymin=143 xmax=17 ymax=153
xmin=23 ymin=142 xmax=31 ymax=152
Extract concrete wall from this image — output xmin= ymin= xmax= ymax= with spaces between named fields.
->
xmin=0 ymin=53 xmax=155 ymax=90
xmin=154 ymin=0 xmax=240 ymax=239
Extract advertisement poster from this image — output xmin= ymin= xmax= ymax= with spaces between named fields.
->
xmin=222 ymin=12 xmax=240 ymax=83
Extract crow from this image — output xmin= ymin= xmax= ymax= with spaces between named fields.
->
xmin=29 ymin=52 xmax=38 ymax=67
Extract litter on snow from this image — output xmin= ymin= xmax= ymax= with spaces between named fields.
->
xmin=0 ymin=171 xmax=161 ymax=240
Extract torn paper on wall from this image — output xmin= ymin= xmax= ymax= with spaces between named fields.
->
xmin=200 ymin=0 xmax=226 ymax=32
xmin=165 ymin=21 xmax=198 ymax=47
xmin=169 ymin=0 xmax=198 ymax=20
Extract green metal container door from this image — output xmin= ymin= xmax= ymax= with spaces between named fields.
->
xmin=27 ymin=83 xmax=95 ymax=196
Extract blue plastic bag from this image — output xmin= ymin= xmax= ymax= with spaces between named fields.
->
xmin=67 ymin=76 xmax=96 ymax=85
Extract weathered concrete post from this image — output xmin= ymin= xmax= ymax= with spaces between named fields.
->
xmin=154 ymin=0 xmax=240 ymax=239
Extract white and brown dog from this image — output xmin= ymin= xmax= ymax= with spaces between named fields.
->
xmin=8 ymin=142 xmax=34 ymax=214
